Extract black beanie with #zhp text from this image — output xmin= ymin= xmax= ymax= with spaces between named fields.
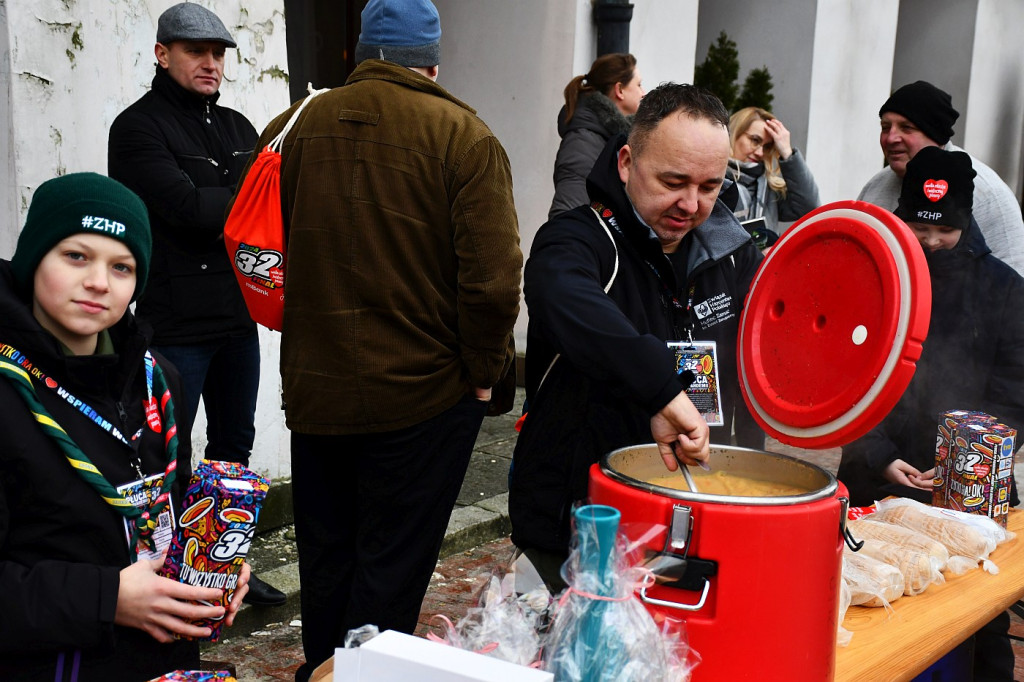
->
xmin=895 ymin=146 xmax=975 ymax=231
xmin=879 ymin=81 xmax=960 ymax=146
xmin=11 ymin=172 xmax=152 ymax=301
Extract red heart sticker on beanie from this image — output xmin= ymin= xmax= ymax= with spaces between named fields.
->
xmin=923 ymin=179 xmax=948 ymax=202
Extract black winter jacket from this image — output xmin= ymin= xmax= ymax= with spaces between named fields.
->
xmin=511 ymin=136 xmax=764 ymax=553
xmin=108 ymin=67 xmax=257 ymax=344
xmin=838 ymin=219 xmax=1024 ymax=507
xmin=548 ymin=93 xmax=632 ymax=219
xmin=0 ymin=261 xmax=197 ymax=680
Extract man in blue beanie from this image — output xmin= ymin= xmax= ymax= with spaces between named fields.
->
xmin=237 ymin=0 xmax=522 ymax=678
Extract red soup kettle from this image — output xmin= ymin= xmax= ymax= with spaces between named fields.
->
xmin=589 ymin=443 xmax=852 ymax=682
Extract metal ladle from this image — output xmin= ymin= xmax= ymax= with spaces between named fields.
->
xmin=680 ymin=462 xmax=699 ymax=493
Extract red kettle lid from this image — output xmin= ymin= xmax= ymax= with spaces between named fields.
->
xmin=738 ymin=201 xmax=932 ymax=449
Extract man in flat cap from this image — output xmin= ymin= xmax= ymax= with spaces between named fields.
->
xmin=108 ymin=3 xmax=285 ymax=607
xmin=239 ymin=0 xmax=521 ymax=678
xmin=858 ymin=80 xmax=1024 ymax=276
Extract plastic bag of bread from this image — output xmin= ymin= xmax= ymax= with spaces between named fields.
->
xmin=943 ymin=555 xmax=982 ymax=577
xmin=842 ymin=550 xmax=904 ymax=607
xmin=871 ymin=498 xmax=1012 ymax=567
xmin=836 ymin=578 xmax=853 ymax=647
xmin=856 ymin=538 xmax=944 ymax=596
xmin=846 ymin=518 xmax=949 ymax=569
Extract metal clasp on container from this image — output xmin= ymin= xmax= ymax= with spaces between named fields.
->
xmin=637 ymin=504 xmax=716 ymax=611
xmin=669 ymin=504 xmax=693 ymax=552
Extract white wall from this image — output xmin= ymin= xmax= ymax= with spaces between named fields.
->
xmin=696 ymin=0 xmax=818 ymax=153
xmin=805 ymin=0 xmax=900 ymax=202
xmin=631 ymin=1 xmax=700 ymax=91
xmin=964 ymin=0 xmax=1024 ymax=195
xmin=434 ymin=0 xmax=580 ymax=350
xmin=0 ymin=0 xmax=16 ymax=260
xmin=891 ymin=0 xmax=976 ymax=145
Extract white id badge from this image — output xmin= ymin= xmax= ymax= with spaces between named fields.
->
xmin=117 ymin=473 xmax=175 ymax=562
xmin=669 ymin=341 xmax=724 ymax=427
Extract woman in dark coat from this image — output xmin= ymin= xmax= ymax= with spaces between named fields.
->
xmin=548 ymin=53 xmax=644 ymax=218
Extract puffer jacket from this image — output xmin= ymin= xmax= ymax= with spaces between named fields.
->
xmin=0 ymin=261 xmax=196 ymax=681
xmin=838 ymin=219 xmax=1024 ymax=506
xmin=246 ymin=60 xmax=522 ymax=435
xmin=511 ymin=135 xmax=764 ymax=553
xmin=548 ymin=92 xmax=632 ymax=219
xmin=108 ymin=66 xmax=257 ymax=344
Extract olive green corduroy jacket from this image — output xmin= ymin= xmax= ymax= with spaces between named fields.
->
xmin=245 ymin=60 xmax=522 ymax=434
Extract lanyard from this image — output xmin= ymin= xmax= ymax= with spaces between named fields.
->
xmin=0 ymin=342 xmax=148 ymax=448
xmin=592 ymin=201 xmax=695 ymax=339
xmin=0 ymin=342 xmax=179 ymax=558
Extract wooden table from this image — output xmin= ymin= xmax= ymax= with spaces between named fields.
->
xmin=835 ymin=509 xmax=1024 ymax=681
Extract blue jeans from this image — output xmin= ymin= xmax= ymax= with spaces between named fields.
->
xmin=155 ymin=331 xmax=260 ymax=464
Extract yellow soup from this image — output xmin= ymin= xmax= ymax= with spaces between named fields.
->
xmin=647 ymin=469 xmax=808 ymax=497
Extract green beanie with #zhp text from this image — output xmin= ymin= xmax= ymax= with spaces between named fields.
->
xmin=11 ymin=172 xmax=152 ymax=301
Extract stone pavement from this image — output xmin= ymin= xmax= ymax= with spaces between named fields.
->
xmin=207 ymin=386 xmax=1024 ymax=679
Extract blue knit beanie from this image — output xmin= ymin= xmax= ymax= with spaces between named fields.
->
xmin=354 ymin=0 xmax=441 ymax=67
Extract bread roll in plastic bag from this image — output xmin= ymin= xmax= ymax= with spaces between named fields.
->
xmin=847 ymin=518 xmax=949 ymax=569
xmin=856 ymin=538 xmax=944 ymax=596
xmin=872 ymin=498 xmax=1013 ymax=565
xmin=943 ymin=555 xmax=983 ymax=577
xmin=836 ymin=578 xmax=853 ymax=647
xmin=842 ymin=550 xmax=904 ymax=607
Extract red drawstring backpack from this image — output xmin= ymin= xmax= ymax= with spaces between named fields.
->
xmin=224 ymin=85 xmax=327 ymax=331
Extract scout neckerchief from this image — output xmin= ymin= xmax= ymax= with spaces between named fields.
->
xmin=0 ymin=343 xmax=178 ymax=560
xmin=591 ymin=201 xmax=696 ymax=340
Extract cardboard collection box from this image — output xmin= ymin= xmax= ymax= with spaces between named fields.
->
xmin=159 ymin=460 xmax=270 ymax=640
xmin=314 ymin=630 xmax=553 ymax=682
xmin=932 ymin=410 xmax=1016 ymax=527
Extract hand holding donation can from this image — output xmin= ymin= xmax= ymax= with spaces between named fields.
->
xmin=159 ymin=460 xmax=270 ymax=641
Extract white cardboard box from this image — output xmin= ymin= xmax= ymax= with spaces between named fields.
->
xmin=331 ymin=629 xmax=553 ymax=682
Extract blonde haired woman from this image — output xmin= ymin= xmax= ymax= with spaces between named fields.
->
xmin=727 ymin=107 xmax=820 ymax=238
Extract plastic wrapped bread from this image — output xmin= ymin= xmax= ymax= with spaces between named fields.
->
xmin=836 ymin=578 xmax=853 ymax=647
xmin=843 ymin=550 xmax=905 ymax=607
xmin=855 ymin=538 xmax=944 ymax=596
xmin=847 ymin=518 xmax=950 ymax=569
xmin=871 ymin=498 xmax=999 ymax=561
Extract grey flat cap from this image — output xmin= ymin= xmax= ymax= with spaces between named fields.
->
xmin=157 ymin=3 xmax=236 ymax=47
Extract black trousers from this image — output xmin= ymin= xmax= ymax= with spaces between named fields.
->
xmin=973 ymin=610 xmax=1015 ymax=682
xmin=291 ymin=395 xmax=487 ymax=682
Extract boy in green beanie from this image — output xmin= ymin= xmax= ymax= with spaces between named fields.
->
xmin=0 ymin=172 xmax=248 ymax=680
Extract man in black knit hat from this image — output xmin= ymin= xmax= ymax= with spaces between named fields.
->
xmin=858 ymin=80 xmax=1024 ymax=277
xmin=844 ymin=145 xmax=1024 ymax=682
